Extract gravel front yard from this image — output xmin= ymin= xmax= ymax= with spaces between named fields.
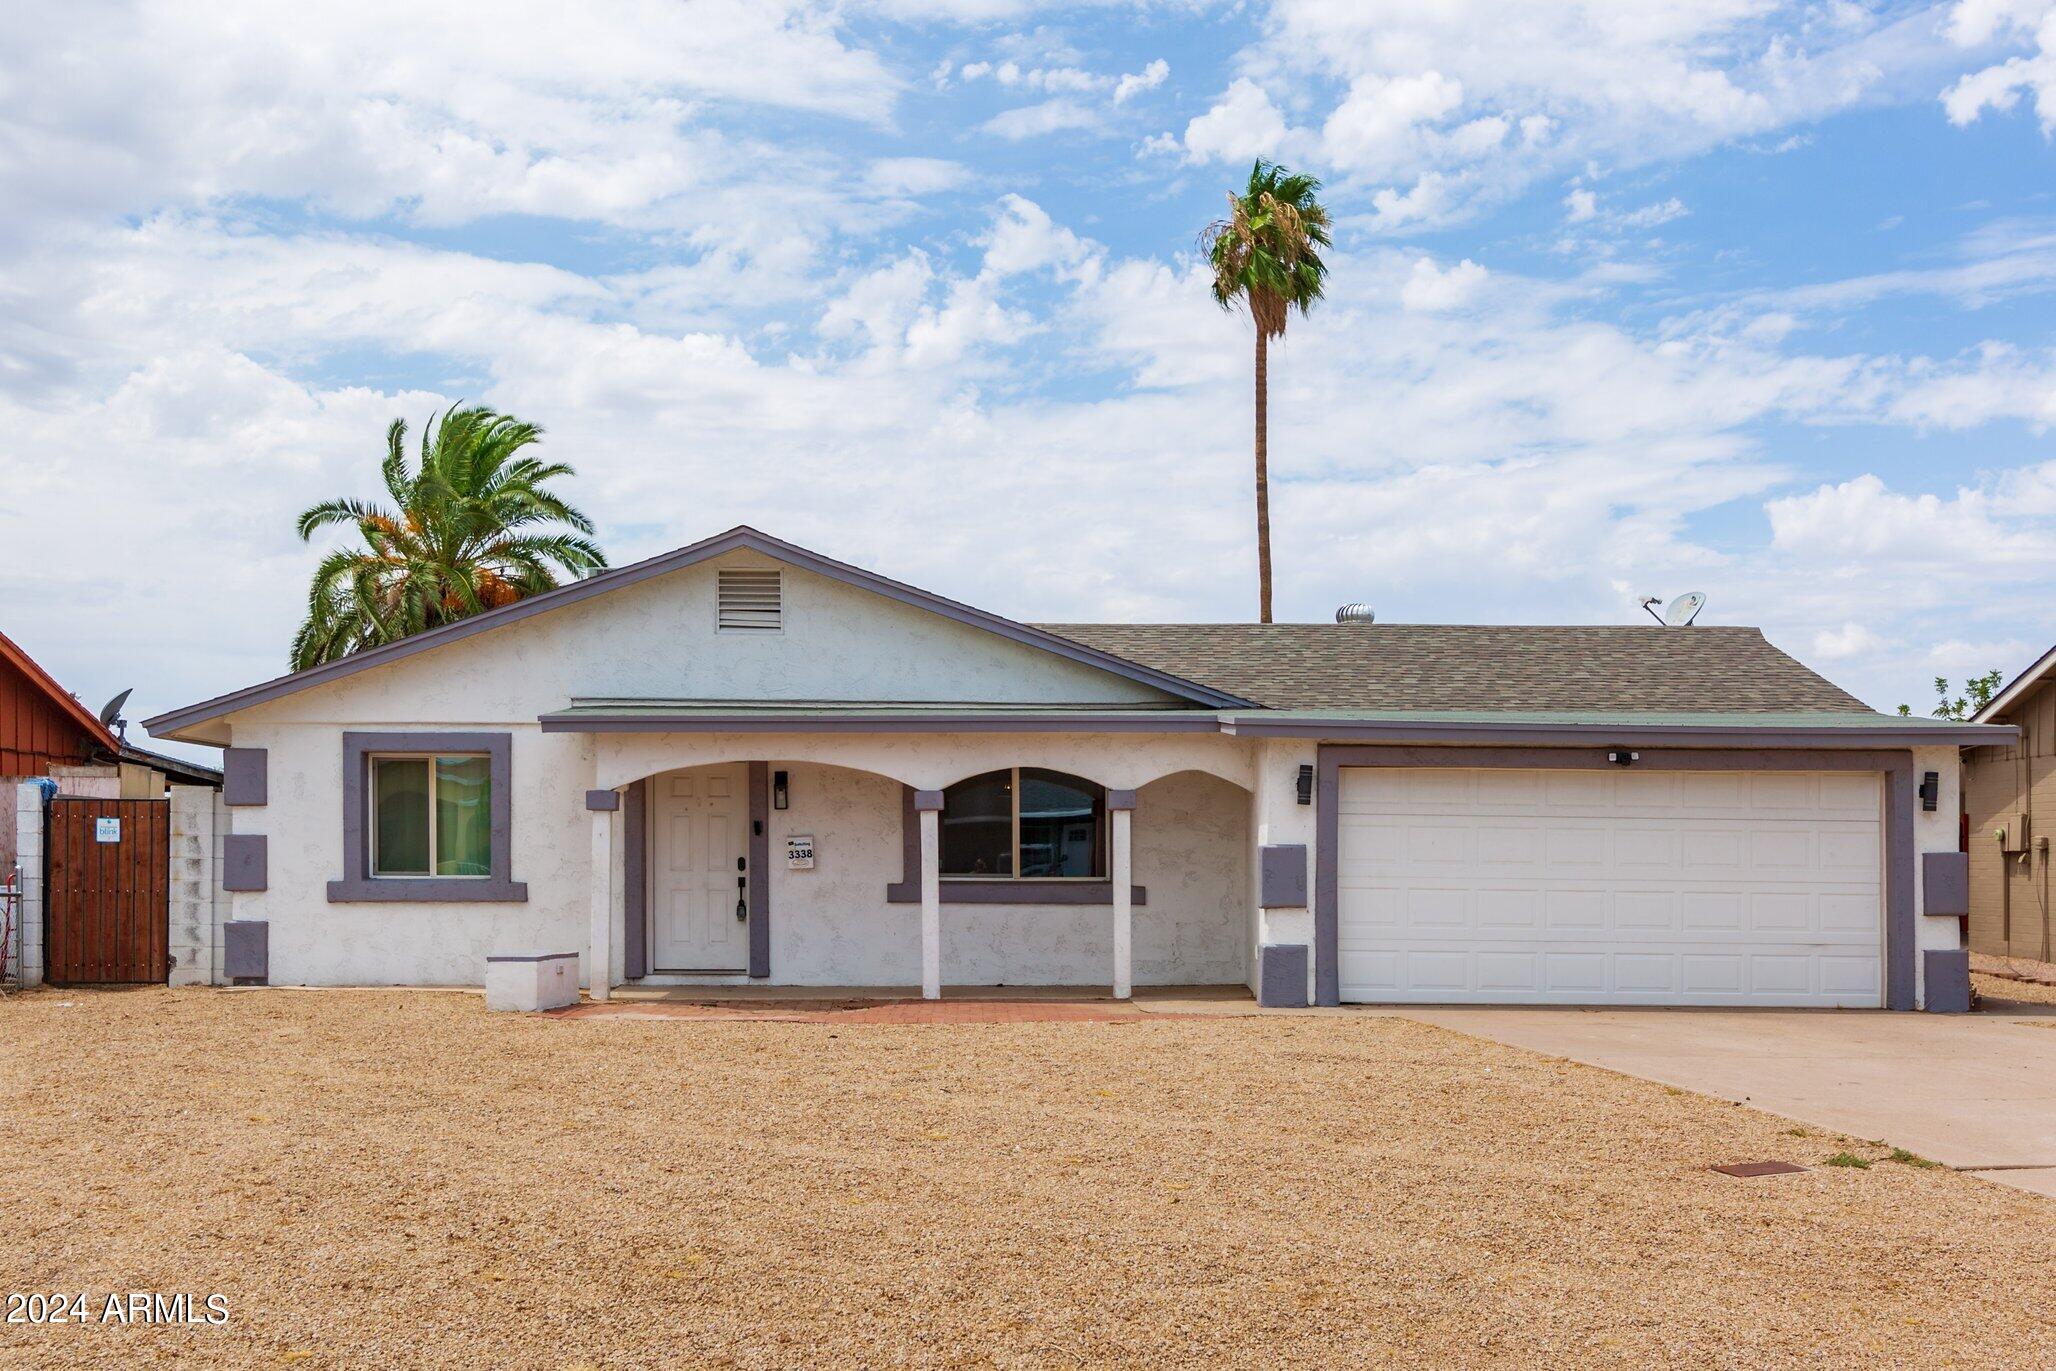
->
xmin=3 ymin=988 xmax=2053 ymax=1368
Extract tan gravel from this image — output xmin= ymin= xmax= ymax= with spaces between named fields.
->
xmin=1976 ymin=970 xmax=2056 ymax=1006
xmin=3 ymin=987 xmax=2053 ymax=1369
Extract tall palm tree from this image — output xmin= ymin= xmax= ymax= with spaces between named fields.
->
xmin=1203 ymin=160 xmax=1331 ymax=623
xmin=290 ymin=405 xmax=607 ymax=669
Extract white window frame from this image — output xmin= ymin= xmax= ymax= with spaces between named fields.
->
xmin=369 ymin=751 xmax=492 ymax=879
xmin=939 ymin=766 xmax=1107 ymax=882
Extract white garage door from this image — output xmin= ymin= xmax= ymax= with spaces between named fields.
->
xmin=1336 ymin=767 xmax=1883 ymax=1006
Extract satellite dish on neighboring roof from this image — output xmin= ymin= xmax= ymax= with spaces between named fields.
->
xmin=98 ymin=688 xmax=132 ymax=740
xmin=1664 ymin=592 xmax=1707 ymax=627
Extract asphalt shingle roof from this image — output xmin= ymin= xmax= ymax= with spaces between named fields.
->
xmin=1031 ymin=624 xmax=1874 ymax=714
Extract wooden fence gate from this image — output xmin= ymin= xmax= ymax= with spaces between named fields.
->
xmin=46 ymin=796 xmax=169 ymax=984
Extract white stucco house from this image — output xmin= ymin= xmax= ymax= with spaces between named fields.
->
xmin=140 ymin=526 xmax=2009 ymax=1009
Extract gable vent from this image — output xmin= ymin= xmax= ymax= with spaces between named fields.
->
xmin=718 ymin=568 xmax=783 ymax=631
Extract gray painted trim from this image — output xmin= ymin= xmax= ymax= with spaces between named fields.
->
xmin=222 ymin=920 xmax=268 ymax=982
xmin=1312 ymin=745 xmax=1917 ymax=1011
xmin=222 ymin=748 xmax=267 ymax=806
xmin=1923 ymin=851 xmax=1970 ymax=917
xmin=884 ymin=785 xmax=1144 ymax=905
xmin=1258 ymin=944 xmax=1309 ymax=1008
xmin=485 ymin=950 xmax=580 ymax=963
xmin=584 ymin=789 xmax=621 ymax=811
xmin=749 ymin=761 xmax=770 ymax=979
xmin=1106 ymin=789 xmax=1138 ymax=811
xmin=143 ymin=526 xmax=1252 ymax=737
xmin=1922 ymin=949 xmax=1972 ymax=1013
xmin=1228 ymin=717 xmax=2013 ymax=748
xmin=1259 ymin=844 xmax=1308 ymax=908
xmin=222 ymin=834 xmax=268 ymax=892
xmin=623 ymin=778 xmax=648 ymax=980
xmin=541 ymin=711 xmax=1226 ymax=735
xmin=325 ymin=731 xmax=527 ymax=904
xmin=913 ymin=789 xmax=945 ymax=811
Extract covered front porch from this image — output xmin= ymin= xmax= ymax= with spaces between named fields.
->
xmin=552 ymin=711 xmax=1262 ymax=1002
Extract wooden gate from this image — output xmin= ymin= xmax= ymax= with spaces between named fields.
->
xmin=46 ymin=797 xmax=169 ymax=984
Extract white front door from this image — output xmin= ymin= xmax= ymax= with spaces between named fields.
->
xmin=1335 ymin=767 xmax=1884 ymax=1006
xmin=650 ymin=764 xmax=750 ymax=973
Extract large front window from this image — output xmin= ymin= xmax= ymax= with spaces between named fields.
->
xmin=940 ymin=768 xmax=1106 ymax=879
xmin=372 ymin=754 xmax=492 ymax=877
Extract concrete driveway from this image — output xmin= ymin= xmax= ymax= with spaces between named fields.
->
xmin=1399 ymin=998 xmax=2056 ymax=1198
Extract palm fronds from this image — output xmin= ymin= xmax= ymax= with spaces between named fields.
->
xmin=288 ymin=404 xmax=608 ymax=670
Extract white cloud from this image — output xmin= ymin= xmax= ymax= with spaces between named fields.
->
xmin=980 ymin=98 xmax=1100 ymax=140
xmin=1812 ymin=622 xmax=1886 ymax=660
xmin=1619 ymin=197 xmax=1690 ymax=228
xmin=865 ymin=157 xmax=970 ymax=197
xmin=1178 ymin=78 xmax=1307 ymax=165
xmin=1564 ymin=188 xmax=1598 ymax=222
xmin=1114 ymin=60 xmax=1170 ymax=105
xmin=1320 ymin=71 xmax=1465 ymax=172
xmin=1942 ymin=0 xmax=2056 ymax=129
xmin=1400 ymin=257 xmax=1488 ymax=311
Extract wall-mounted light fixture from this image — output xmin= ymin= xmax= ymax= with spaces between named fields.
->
xmin=1295 ymin=764 xmax=1314 ymax=805
xmin=1608 ymin=749 xmax=1639 ymax=767
xmin=1918 ymin=771 xmax=1939 ymax=812
xmin=773 ymin=769 xmax=790 ymax=810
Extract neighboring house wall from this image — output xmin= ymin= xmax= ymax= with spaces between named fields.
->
xmin=1966 ymin=677 xmax=2055 ymax=963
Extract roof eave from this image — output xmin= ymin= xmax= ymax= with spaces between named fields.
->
xmin=539 ymin=710 xmax=1228 ymax=735
xmin=1974 ymin=643 xmax=2056 ymax=724
xmin=1221 ymin=717 xmax=2020 ymax=747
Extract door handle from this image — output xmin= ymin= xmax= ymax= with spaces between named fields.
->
xmin=736 ymin=874 xmax=747 ymax=921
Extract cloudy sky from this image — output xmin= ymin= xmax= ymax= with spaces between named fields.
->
xmin=4 ymin=0 xmax=2055 ymax=747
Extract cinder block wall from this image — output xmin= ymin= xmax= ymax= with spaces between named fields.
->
xmin=8 ymin=782 xmax=44 ymax=985
xmin=168 ymin=785 xmax=219 ymax=986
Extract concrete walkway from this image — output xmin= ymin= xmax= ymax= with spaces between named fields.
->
xmin=1400 ymin=998 xmax=2056 ymax=1198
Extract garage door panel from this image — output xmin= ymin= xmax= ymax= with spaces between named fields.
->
xmin=1336 ymin=767 xmax=1883 ymax=1007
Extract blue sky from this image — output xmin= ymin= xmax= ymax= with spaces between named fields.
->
xmin=2 ymin=0 xmax=2054 ymax=745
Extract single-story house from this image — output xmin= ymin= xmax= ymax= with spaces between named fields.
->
xmin=140 ymin=526 xmax=2011 ymax=1009
xmin=1965 ymin=646 xmax=2055 ymax=965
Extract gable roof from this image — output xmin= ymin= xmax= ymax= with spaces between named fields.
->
xmin=1034 ymin=623 xmax=1874 ymax=714
xmin=142 ymin=526 xmax=1253 ymax=739
xmin=0 ymin=627 xmax=119 ymax=771
xmin=1974 ymin=642 xmax=2056 ymax=724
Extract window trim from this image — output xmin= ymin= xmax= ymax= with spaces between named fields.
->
xmin=369 ymin=751 xmax=492 ymax=879
xmin=327 ymin=731 xmax=527 ymax=903
xmin=938 ymin=766 xmax=1107 ymax=882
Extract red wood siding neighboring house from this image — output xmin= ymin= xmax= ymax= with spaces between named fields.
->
xmin=1 ymin=628 xmax=122 ymax=875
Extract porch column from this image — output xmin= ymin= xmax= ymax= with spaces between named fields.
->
xmin=586 ymin=792 xmax=618 ymax=1002
xmin=1109 ymin=790 xmax=1136 ymax=1000
xmin=915 ymin=789 xmax=944 ymax=1000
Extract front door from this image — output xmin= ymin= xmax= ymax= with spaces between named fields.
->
xmin=650 ymin=764 xmax=750 ymax=973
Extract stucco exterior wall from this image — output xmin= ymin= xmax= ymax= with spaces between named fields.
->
xmin=225 ymin=721 xmax=597 ymax=985
xmin=1911 ymin=743 xmax=1965 ymax=1008
xmin=231 ymin=552 xmax=1177 ymax=735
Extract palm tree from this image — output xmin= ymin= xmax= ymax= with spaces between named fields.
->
xmin=1203 ymin=160 xmax=1331 ymax=623
xmin=290 ymin=405 xmax=607 ymax=669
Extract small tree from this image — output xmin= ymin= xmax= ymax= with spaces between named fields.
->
xmin=1895 ymin=669 xmax=2003 ymax=720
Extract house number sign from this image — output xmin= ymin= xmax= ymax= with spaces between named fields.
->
xmin=786 ymin=835 xmax=815 ymax=870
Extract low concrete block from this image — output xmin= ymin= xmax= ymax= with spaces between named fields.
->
xmin=1923 ymin=949 xmax=1971 ymax=1014
xmin=486 ymin=951 xmax=580 ymax=1012
xmin=1258 ymin=943 xmax=1309 ymax=1009
xmin=223 ymin=921 xmax=268 ymax=983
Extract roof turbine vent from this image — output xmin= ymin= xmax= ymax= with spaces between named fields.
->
xmin=1335 ymin=603 xmax=1376 ymax=625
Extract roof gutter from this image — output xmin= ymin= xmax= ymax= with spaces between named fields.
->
xmin=540 ymin=711 xmax=1229 ymax=735
xmin=1221 ymin=717 xmax=2020 ymax=748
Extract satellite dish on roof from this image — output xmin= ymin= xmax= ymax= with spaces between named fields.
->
xmin=98 ymin=688 xmax=132 ymax=740
xmin=1663 ymin=592 xmax=1707 ymax=627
